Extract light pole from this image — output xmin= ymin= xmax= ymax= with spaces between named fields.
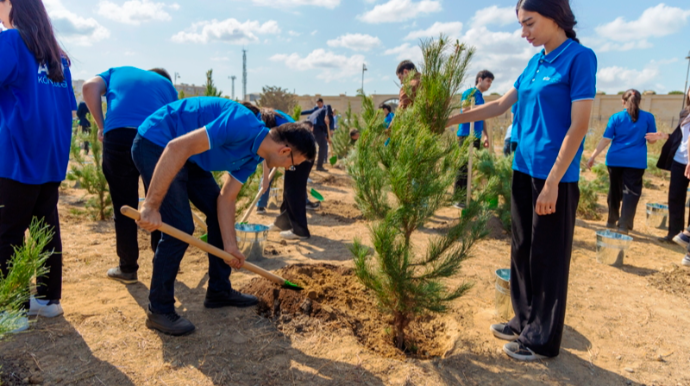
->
xmin=361 ymin=64 xmax=367 ymax=93
xmin=229 ymin=76 xmax=236 ymax=100
xmin=174 ymin=72 xmax=181 ymax=86
xmin=683 ymin=51 xmax=690 ymax=110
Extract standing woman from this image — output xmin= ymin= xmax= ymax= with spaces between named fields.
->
xmin=447 ymin=0 xmax=596 ymax=360
xmin=586 ymin=89 xmax=657 ymax=234
xmin=0 ymin=0 xmax=77 ymax=326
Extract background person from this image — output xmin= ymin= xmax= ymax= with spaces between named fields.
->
xmin=0 ymin=0 xmax=77 ymax=325
xmin=76 ymin=101 xmax=91 ymax=154
xmin=503 ymin=104 xmax=519 ymax=156
xmin=447 ymin=0 xmax=596 ymax=361
xmin=586 ymin=89 xmax=658 ymax=234
xmin=82 ymin=66 xmax=178 ymax=284
xmin=301 ymin=98 xmax=331 ymax=172
xmin=381 ymin=104 xmax=394 ymax=128
xmin=133 ymin=98 xmax=315 ymax=335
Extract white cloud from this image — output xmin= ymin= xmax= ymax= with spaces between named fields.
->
xmin=97 ymin=0 xmax=179 ymax=25
xmin=270 ymin=49 xmax=366 ymax=82
xmin=383 ymin=43 xmax=422 ymax=62
xmin=358 ymin=0 xmax=441 ymax=24
xmin=242 ymin=0 xmax=339 ymax=8
xmin=596 ymin=60 xmax=676 ymax=93
xmin=404 ymin=21 xmax=463 ymax=40
xmin=327 ymin=33 xmax=382 ymax=52
xmin=311 ymin=30 xmax=318 ymax=36
xmin=581 ymin=37 xmax=653 ymax=53
xmin=44 ymin=0 xmax=110 ymax=46
xmin=171 ymin=19 xmax=280 ymax=44
xmin=470 ymin=5 xmax=515 ymax=28
xmin=596 ymin=3 xmax=690 ymax=42
xmin=288 ymin=30 xmax=301 ymax=37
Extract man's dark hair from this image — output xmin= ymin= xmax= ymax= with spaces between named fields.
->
xmin=271 ymin=123 xmax=317 ymax=160
xmin=349 ymin=129 xmax=360 ymax=138
xmin=396 ymin=60 xmax=416 ymax=75
xmin=316 ymin=98 xmax=324 ymax=103
xmin=149 ymin=68 xmax=172 ymax=82
xmin=475 ymin=70 xmax=495 ymax=85
xmin=241 ymin=101 xmax=260 ymax=115
xmin=380 ymin=103 xmax=392 ymax=113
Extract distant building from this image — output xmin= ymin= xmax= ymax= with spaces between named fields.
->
xmin=175 ymin=83 xmax=206 ymax=97
xmin=247 ymin=93 xmax=261 ymax=103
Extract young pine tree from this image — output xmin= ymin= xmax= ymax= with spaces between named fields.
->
xmin=348 ymin=36 xmax=488 ymax=351
xmin=204 ymin=69 xmax=222 ymax=97
xmin=474 ymin=150 xmax=513 ymax=230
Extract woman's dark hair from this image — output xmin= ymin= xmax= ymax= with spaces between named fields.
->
xmin=270 ymin=123 xmax=316 ymax=160
xmin=516 ymin=0 xmax=579 ymax=43
xmin=475 ymin=70 xmax=495 ymax=85
xmin=148 ymin=68 xmax=172 ymax=82
xmin=5 ymin=0 xmax=69 ymax=82
xmin=240 ymin=102 xmax=279 ymax=128
xmin=380 ymin=103 xmax=392 ymax=113
xmin=622 ymin=89 xmax=641 ymax=123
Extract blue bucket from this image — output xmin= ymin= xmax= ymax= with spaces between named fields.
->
xmin=235 ymin=224 xmax=269 ymax=262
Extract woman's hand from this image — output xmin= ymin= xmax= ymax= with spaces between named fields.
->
xmin=586 ymin=157 xmax=596 ymax=170
xmin=536 ymin=182 xmax=558 ymax=216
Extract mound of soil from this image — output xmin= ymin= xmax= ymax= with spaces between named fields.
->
xmin=0 ymin=356 xmax=34 ymax=385
xmin=648 ymin=265 xmax=690 ymax=298
xmin=313 ymin=174 xmax=351 ymax=188
xmin=485 ymin=215 xmax=509 ymax=240
xmin=240 ymin=263 xmax=452 ymax=359
xmin=318 ymin=200 xmax=363 ymax=223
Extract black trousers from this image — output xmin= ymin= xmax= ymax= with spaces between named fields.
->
xmin=313 ymin=127 xmax=329 ymax=169
xmin=102 ymin=128 xmax=159 ymax=274
xmin=607 ymin=166 xmax=644 ymax=231
xmin=275 ymin=160 xmax=313 ymax=237
xmin=666 ymin=161 xmax=690 ymax=238
xmin=0 ymin=178 xmax=63 ymax=303
xmin=507 ymin=170 xmax=579 ymax=357
xmin=454 ymin=136 xmax=481 ymax=196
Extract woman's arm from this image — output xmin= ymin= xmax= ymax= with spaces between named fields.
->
xmin=586 ymin=138 xmax=612 ymax=169
xmin=447 ymin=88 xmax=518 ymax=127
xmin=536 ymin=100 xmax=593 ymax=216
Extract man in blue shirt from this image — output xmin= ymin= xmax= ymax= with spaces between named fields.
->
xmin=454 ymin=70 xmax=494 ymax=207
xmin=133 ymin=98 xmax=316 ymax=335
xmin=301 ymin=98 xmax=332 ymax=171
xmin=83 ymin=66 xmax=178 ymax=285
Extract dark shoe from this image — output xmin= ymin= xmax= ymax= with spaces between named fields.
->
xmin=306 ymin=201 xmax=320 ymax=211
xmin=145 ymin=306 xmax=195 ymax=336
xmin=107 ymin=267 xmax=138 ymax=284
xmin=256 ymin=207 xmax=267 ymax=214
xmin=605 ymin=222 xmax=617 ymax=229
xmin=452 ymin=202 xmax=466 ymax=209
xmin=503 ymin=342 xmax=548 ymax=361
xmin=490 ymin=323 xmax=518 ymax=341
xmin=204 ymin=289 xmax=259 ymax=309
xmin=673 ymin=232 xmax=690 ymax=248
xmin=315 ymin=167 xmax=328 ymax=172
xmin=616 ymin=228 xmax=629 ymax=235
xmin=657 ymin=236 xmax=675 ymax=244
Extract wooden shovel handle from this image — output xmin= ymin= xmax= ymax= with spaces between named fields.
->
xmin=120 ymin=205 xmax=287 ymax=286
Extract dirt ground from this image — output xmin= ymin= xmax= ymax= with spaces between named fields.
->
xmin=1 ymin=163 xmax=689 ymax=386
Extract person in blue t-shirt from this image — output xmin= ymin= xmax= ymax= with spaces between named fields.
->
xmin=301 ymin=98 xmax=332 ymax=171
xmin=82 ymin=66 xmax=178 ymax=285
xmin=586 ymin=89 xmax=658 ymax=234
xmin=503 ymin=104 xmax=519 ymax=156
xmin=453 ymin=70 xmax=494 ymax=207
xmin=132 ymin=97 xmax=316 ymax=335
xmin=447 ymin=0 xmax=597 ymax=361
xmin=381 ymin=104 xmax=395 ymax=128
xmin=0 ymin=0 xmax=78 ymax=327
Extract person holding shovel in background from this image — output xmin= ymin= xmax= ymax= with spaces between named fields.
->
xmin=0 ymin=0 xmax=77 ymax=328
xmin=301 ymin=98 xmax=331 ymax=172
xmin=82 ymin=66 xmax=178 ymax=285
xmin=132 ymin=97 xmax=315 ymax=335
xmin=447 ymin=0 xmax=597 ymax=361
xmin=586 ymin=89 xmax=658 ymax=235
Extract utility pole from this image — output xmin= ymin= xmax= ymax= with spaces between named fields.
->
xmin=242 ymin=49 xmax=247 ymax=101
xmin=229 ymin=76 xmax=236 ymax=100
xmin=683 ymin=51 xmax=690 ymax=110
xmin=361 ymin=63 xmax=367 ymax=93
xmin=174 ymin=72 xmax=181 ymax=86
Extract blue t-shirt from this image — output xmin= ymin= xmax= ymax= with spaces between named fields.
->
xmin=138 ymin=97 xmax=269 ymax=183
xmin=458 ymin=88 xmax=485 ymax=137
xmin=98 ymin=66 xmax=178 ymax=134
xmin=512 ymin=39 xmax=597 ymax=182
xmin=384 ymin=112 xmax=394 ymax=128
xmin=603 ymin=110 xmax=656 ymax=169
xmin=274 ymin=110 xmax=295 ymax=125
xmin=510 ymin=103 xmax=519 ymax=144
xmin=0 ymin=29 xmax=77 ymax=184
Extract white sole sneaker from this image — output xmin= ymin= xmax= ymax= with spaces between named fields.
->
xmin=279 ymin=230 xmax=308 ymax=240
xmin=267 ymin=224 xmax=281 ymax=232
xmin=503 ymin=342 xmax=548 ymax=361
xmin=29 ymin=297 xmax=64 ymax=318
xmin=490 ymin=324 xmax=519 ymax=341
xmin=682 ymin=255 xmax=690 ymax=267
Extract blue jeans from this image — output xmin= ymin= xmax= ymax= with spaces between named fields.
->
xmin=256 ymin=176 xmax=274 ymax=208
xmin=132 ymin=134 xmax=232 ymax=314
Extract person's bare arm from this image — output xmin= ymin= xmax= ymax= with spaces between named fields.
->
xmin=447 ymin=88 xmax=517 ymax=127
xmin=586 ymin=138 xmax=612 ymax=169
xmin=82 ymin=77 xmax=107 ymax=142
xmin=217 ymin=175 xmax=246 ymax=269
xmin=536 ymin=100 xmax=593 ymax=216
xmin=137 ymin=129 xmax=210 ymax=230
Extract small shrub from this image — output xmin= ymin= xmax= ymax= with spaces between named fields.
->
xmin=331 ymin=103 xmax=361 ymax=161
xmin=257 ymin=86 xmax=297 ymax=113
xmin=473 ymin=150 xmax=513 ymax=230
xmin=591 ymin=163 xmax=609 ymax=192
xmin=577 ymin=179 xmax=600 ymax=220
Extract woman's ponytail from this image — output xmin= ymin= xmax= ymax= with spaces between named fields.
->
xmin=623 ymin=89 xmax=641 ymax=123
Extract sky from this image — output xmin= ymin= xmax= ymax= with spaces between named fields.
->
xmin=39 ymin=0 xmax=690 ymax=98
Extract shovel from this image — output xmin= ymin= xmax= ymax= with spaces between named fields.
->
xmin=121 ymin=205 xmax=303 ymax=291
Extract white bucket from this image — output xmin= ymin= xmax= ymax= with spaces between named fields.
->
xmin=646 ymin=203 xmax=668 ymax=230
xmin=595 ymin=230 xmax=633 ymax=267
xmin=235 ymin=224 xmax=269 ymax=262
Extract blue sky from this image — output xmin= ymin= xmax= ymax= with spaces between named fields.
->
xmin=41 ymin=0 xmax=690 ymax=97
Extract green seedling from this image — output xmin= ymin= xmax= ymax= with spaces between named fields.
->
xmin=329 ymin=155 xmax=338 ymax=166
xmin=310 ymin=188 xmax=324 ymax=202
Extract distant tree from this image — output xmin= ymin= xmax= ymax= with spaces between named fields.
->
xmin=643 ymin=90 xmax=656 ymax=95
xmin=178 ymin=90 xmax=186 ymax=99
xmin=490 ymin=92 xmax=500 ymax=96
xmin=257 ymin=86 xmax=297 ymax=112
xmin=204 ymin=69 xmax=222 ymax=97
xmin=617 ymin=91 xmax=625 ymax=95
xmin=669 ymin=91 xmax=685 ymax=95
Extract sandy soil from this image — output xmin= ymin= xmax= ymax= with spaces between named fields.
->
xmin=1 ymin=164 xmax=689 ymax=386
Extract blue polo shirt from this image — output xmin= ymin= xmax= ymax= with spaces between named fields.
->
xmin=138 ymin=97 xmax=269 ymax=183
xmin=274 ymin=110 xmax=295 ymax=125
xmin=98 ymin=66 xmax=178 ymax=134
xmin=510 ymin=103 xmax=519 ymax=144
xmin=384 ymin=112 xmax=394 ymax=128
xmin=458 ymin=88 xmax=485 ymax=138
xmin=0 ymin=29 xmax=77 ymax=184
xmin=603 ymin=110 xmax=656 ymax=169
xmin=512 ymin=39 xmax=597 ymax=182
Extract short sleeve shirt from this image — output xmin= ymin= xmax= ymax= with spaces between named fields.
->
xmin=0 ymin=29 xmax=77 ymax=184
xmin=512 ymin=39 xmax=597 ymax=182
xmin=98 ymin=66 xmax=178 ymax=134
xmin=457 ymin=88 xmax=485 ymax=137
xmin=138 ymin=97 xmax=269 ymax=183
xmin=603 ymin=110 xmax=656 ymax=169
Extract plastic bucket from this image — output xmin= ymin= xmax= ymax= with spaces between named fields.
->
xmin=494 ymin=269 xmax=512 ymax=320
xmin=646 ymin=203 xmax=668 ymax=230
xmin=235 ymin=224 xmax=269 ymax=262
xmin=268 ymin=187 xmax=283 ymax=209
xmin=595 ymin=230 xmax=633 ymax=267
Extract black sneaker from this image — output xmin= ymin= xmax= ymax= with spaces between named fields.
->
xmin=204 ymin=289 xmax=259 ymax=309
xmin=657 ymin=236 xmax=675 ymax=244
xmin=145 ymin=306 xmax=195 ymax=336
xmin=256 ymin=207 xmax=267 ymax=214
xmin=490 ymin=323 xmax=518 ymax=341
xmin=605 ymin=222 xmax=617 ymax=229
xmin=503 ymin=342 xmax=548 ymax=361
xmin=306 ymin=201 xmax=320 ymax=211
xmin=315 ymin=167 xmax=328 ymax=172
xmin=616 ymin=228 xmax=629 ymax=235
xmin=107 ymin=267 xmax=138 ymax=284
